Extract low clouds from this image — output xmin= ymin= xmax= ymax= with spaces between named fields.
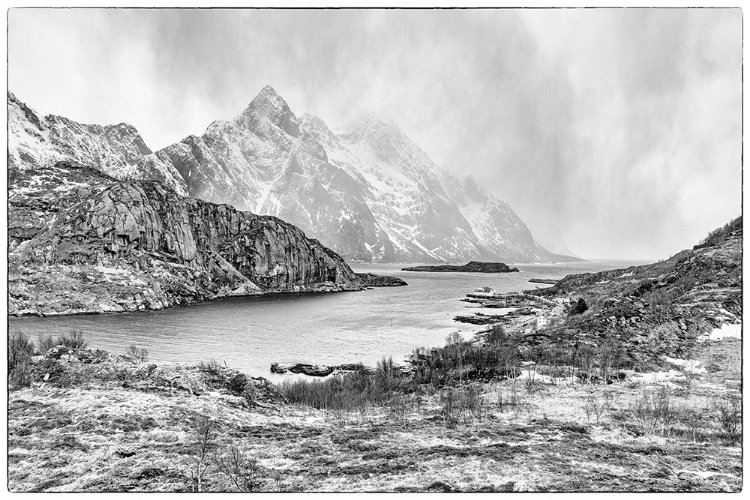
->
xmin=8 ymin=8 xmax=741 ymax=259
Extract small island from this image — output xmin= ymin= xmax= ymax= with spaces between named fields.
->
xmin=401 ymin=261 xmax=519 ymax=273
xmin=355 ymin=273 xmax=408 ymax=287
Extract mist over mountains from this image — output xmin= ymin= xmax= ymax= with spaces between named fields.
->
xmin=9 ymin=87 xmax=579 ymax=264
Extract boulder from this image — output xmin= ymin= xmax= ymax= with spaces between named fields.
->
xmin=288 ymin=364 xmax=334 ymax=377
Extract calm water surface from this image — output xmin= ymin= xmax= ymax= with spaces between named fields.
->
xmin=9 ymin=260 xmax=647 ymax=380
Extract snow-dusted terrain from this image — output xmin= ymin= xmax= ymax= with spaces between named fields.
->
xmin=8 ymin=87 xmax=577 ymax=263
xmin=8 ymin=92 xmax=187 ymax=196
xmin=153 ymin=86 xmax=575 ymax=263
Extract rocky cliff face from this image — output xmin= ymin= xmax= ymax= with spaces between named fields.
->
xmin=9 ymin=163 xmax=361 ymax=316
xmin=152 ymin=86 xmax=578 ymax=263
xmin=8 ymin=92 xmax=188 ymax=196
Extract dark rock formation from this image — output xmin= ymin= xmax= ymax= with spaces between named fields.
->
xmin=9 ymin=161 xmax=119 ymax=251
xmin=355 ymin=273 xmax=408 ymax=287
xmin=9 ymin=164 xmax=362 ymax=316
xmin=402 ymin=261 xmax=520 ymax=273
xmin=270 ymin=363 xmax=334 ymax=377
xmin=271 ymin=361 xmax=409 ymax=377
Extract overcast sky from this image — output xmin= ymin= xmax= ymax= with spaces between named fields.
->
xmin=8 ymin=8 xmax=741 ymax=260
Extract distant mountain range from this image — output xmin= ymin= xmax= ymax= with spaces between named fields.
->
xmin=8 ymin=87 xmax=581 ymax=263
xmin=530 ymin=223 xmax=579 ymax=258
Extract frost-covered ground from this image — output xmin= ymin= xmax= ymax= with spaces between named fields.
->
xmin=7 ymin=336 xmax=741 ymax=492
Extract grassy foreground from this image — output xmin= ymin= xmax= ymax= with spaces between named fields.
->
xmin=7 ymin=335 xmax=741 ymax=492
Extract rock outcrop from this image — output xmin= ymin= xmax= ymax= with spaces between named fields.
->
xmin=8 ymin=162 xmax=363 ymax=316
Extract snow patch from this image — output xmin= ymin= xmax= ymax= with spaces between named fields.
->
xmin=663 ymin=356 xmax=706 ymax=374
xmin=94 ymin=265 xmax=128 ymax=275
xmin=697 ymin=323 xmax=742 ymax=342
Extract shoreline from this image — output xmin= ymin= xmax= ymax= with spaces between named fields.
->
xmin=9 ymin=272 xmax=407 ymax=318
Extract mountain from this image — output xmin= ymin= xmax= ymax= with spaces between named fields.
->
xmin=8 ymin=161 xmax=362 ymax=316
xmin=152 ymin=86 xmax=578 ymax=263
xmin=7 ymin=92 xmax=188 ymax=196
xmin=7 ymin=88 xmax=579 ymax=264
xmin=530 ymin=223 xmax=578 ymax=258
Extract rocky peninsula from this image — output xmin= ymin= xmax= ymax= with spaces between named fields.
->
xmin=401 ymin=261 xmax=519 ymax=273
xmin=8 ymin=161 xmax=402 ymax=316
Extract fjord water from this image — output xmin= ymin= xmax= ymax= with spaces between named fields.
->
xmin=9 ymin=260 xmax=645 ymax=381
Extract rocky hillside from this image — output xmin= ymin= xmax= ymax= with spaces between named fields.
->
xmin=9 ymin=162 xmax=362 ymax=316
xmin=8 ymin=92 xmax=187 ymax=196
xmin=150 ymin=86 xmax=576 ymax=263
xmin=536 ymin=216 xmax=742 ymax=319
xmin=527 ymin=216 xmax=742 ymax=365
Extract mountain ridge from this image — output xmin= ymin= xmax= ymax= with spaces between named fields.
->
xmin=8 ymin=88 xmax=582 ymax=264
xmin=152 ymin=85 xmax=579 ymax=263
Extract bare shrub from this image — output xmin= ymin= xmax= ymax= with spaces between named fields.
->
xmin=630 ymin=387 xmax=676 ymax=436
xmin=575 ymin=344 xmax=597 ymax=384
xmin=38 ymin=333 xmax=57 ymax=353
xmin=375 ymin=356 xmax=397 ymax=392
xmin=216 ymin=446 xmax=263 ymax=492
xmin=9 ymin=358 xmax=33 ymax=389
xmin=9 ymin=330 xmax=35 ymax=369
xmin=58 ymin=329 xmax=87 ymax=349
xmin=126 ymin=345 xmax=149 ymax=364
xmin=584 ymin=393 xmax=608 ymax=424
xmin=190 ymin=418 xmax=217 ymax=492
xmin=199 ymin=359 xmax=224 ymax=377
xmin=278 ymin=365 xmax=389 ymax=411
xmin=485 ymin=324 xmax=508 ymax=348
xmin=445 ymin=331 xmax=463 ymax=346
xmin=713 ymin=393 xmax=741 ymax=445
xmin=680 ymin=408 xmax=704 ymax=443
xmin=439 ymin=385 xmax=487 ymax=427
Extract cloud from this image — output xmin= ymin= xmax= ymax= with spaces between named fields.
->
xmin=8 ymin=8 xmax=741 ymax=260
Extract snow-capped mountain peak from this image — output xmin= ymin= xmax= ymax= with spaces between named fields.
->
xmin=8 ymin=87 xmax=580 ymax=263
xmin=235 ymin=85 xmax=300 ymax=137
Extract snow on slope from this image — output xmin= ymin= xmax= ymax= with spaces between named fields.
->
xmin=9 ymin=87 xmax=579 ymax=264
xmin=154 ymin=86 xmax=578 ymax=263
xmin=8 ymin=92 xmax=188 ymax=196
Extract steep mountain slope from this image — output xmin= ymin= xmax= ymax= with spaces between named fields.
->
xmin=530 ymin=223 xmax=578 ymax=258
xmin=154 ymin=86 xmax=577 ymax=263
xmin=437 ymin=171 xmax=562 ymax=262
xmin=8 ymin=162 xmax=362 ymax=316
xmin=7 ymin=92 xmax=187 ymax=196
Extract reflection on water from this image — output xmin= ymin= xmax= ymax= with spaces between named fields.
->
xmin=8 ymin=260 xmax=647 ymax=380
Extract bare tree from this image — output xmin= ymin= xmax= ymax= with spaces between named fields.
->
xmin=216 ymin=445 xmax=263 ymax=492
xmin=190 ymin=418 xmax=216 ymax=492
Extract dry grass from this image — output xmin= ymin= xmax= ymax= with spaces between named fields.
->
xmin=7 ymin=339 xmax=742 ymax=492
